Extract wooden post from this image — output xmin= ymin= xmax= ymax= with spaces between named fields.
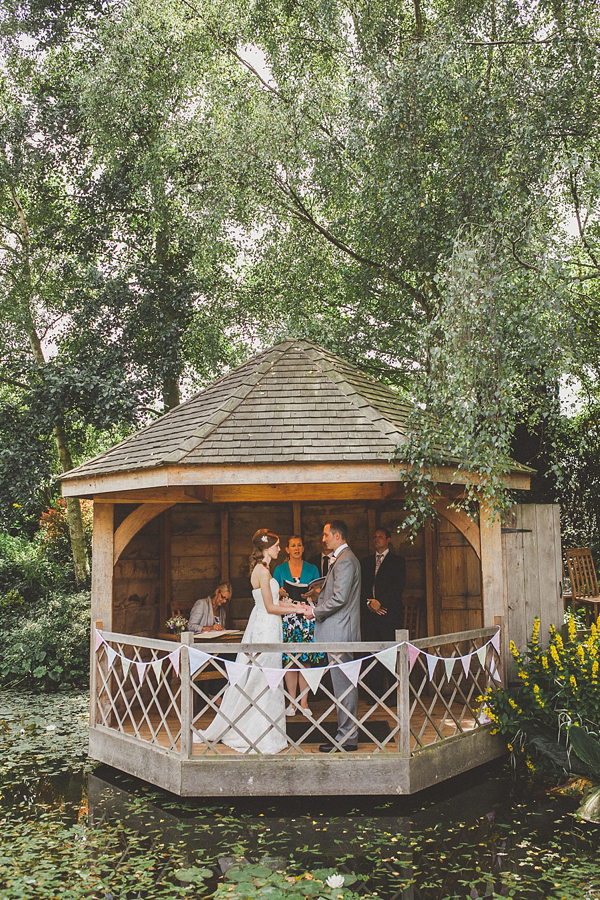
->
xmin=180 ymin=631 xmax=193 ymax=760
xmin=367 ymin=507 xmax=376 ymax=549
xmin=91 ymin=503 xmax=114 ymax=728
xmin=90 ymin=619 xmax=102 ymax=726
xmin=479 ymin=500 xmax=504 ymax=627
xmin=220 ymin=508 xmax=230 ymax=626
xmin=424 ymin=520 xmax=437 ymax=636
xmin=493 ymin=615 xmax=505 ymax=686
xmin=396 ymin=628 xmax=411 ymax=757
xmin=159 ymin=509 xmax=171 ymax=632
xmin=292 ymin=502 xmax=302 ymax=537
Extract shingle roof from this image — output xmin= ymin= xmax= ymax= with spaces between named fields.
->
xmin=61 ymin=339 xmax=531 ymax=481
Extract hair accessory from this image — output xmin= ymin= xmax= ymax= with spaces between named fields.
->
xmin=261 ymin=534 xmax=269 ymax=543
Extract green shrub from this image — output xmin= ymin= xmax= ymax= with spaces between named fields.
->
xmin=483 ymin=616 xmax=600 ymax=777
xmin=0 ymin=589 xmax=90 ymax=690
xmin=0 ymin=532 xmax=71 ymax=601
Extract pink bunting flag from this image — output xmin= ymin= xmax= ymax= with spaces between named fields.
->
xmin=490 ymin=659 xmax=501 ymax=682
xmin=426 ymin=653 xmax=438 ymax=680
xmin=169 ymin=648 xmax=181 ymax=676
xmin=407 ymin=643 xmax=421 ymax=672
xmin=225 ymin=660 xmax=248 ymax=687
xmin=94 ymin=629 xmax=104 ymax=652
xmin=261 ymin=667 xmax=286 ymax=692
xmin=491 ymin=630 xmax=501 ymax=655
xmin=136 ymin=661 xmax=147 ymax=684
xmin=339 ymin=659 xmax=362 ymax=686
xmin=188 ymin=647 xmax=211 ymax=676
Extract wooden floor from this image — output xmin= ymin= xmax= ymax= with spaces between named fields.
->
xmin=115 ymin=697 xmax=477 ymax=755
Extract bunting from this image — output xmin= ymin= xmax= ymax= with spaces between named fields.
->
xmin=92 ymin=627 xmax=501 ymax=689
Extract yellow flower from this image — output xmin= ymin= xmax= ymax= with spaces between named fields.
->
xmin=550 ymin=645 xmax=562 ymax=669
xmin=541 ymin=655 xmax=548 ymax=670
xmin=531 ymin=618 xmax=540 ymax=646
xmin=568 ymin=616 xmax=576 ymax=643
xmin=508 ymin=697 xmax=518 ymax=709
xmin=554 ymin=633 xmax=564 ymax=652
xmin=509 ymin=640 xmax=521 ymax=661
xmin=576 ymin=644 xmax=585 ymax=666
xmin=570 ymin=675 xmax=577 ymax=691
xmin=507 ymin=743 xmax=514 ymax=752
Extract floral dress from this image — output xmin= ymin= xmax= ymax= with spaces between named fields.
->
xmin=273 ymin=560 xmax=325 ymax=665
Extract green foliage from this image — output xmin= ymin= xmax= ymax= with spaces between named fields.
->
xmin=484 ymin=616 xmax=600 ymax=777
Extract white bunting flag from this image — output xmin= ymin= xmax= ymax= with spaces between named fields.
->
xmin=460 ymin=654 xmax=471 ymax=678
xmin=188 ymin=647 xmax=211 ymax=677
xmin=136 ymin=661 xmax=147 ymax=684
xmin=476 ymin=646 xmax=487 ymax=668
xmin=106 ymin=646 xmax=117 ymax=670
xmin=169 ymin=648 xmax=181 ymax=676
xmin=426 ymin=653 xmax=438 ymax=680
xmin=303 ymin=666 xmax=327 ymax=694
xmin=151 ymin=658 xmax=163 ymax=683
xmin=121 ymin=657 xmax=131 ymax=681
xmin=444 ymin=657 xmax=455 ymax=682
xmin=339 ymin=659 xmax=362 ymax=687
xmin=491 ymin=631 xmax=501 ymax=654
xmin=375 ymin=646 xmax=398 ymax=675
xmin=490 ymin=659 xmax=501 ymax=682
xmin=94 ymin=630 xmax=104 ymax=652
xmin=225 ymin=660 xmax=248 ymax=687
xmin=262 ymin=667 xmax=286 ymax=692
xmin=408 ymin=644 xmax=421 ymax=672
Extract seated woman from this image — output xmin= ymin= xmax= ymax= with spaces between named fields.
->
xmin=274 ymin=534 xmax=325 ymax=717
xmin=187 ymin=582 xmax=232 ymax=633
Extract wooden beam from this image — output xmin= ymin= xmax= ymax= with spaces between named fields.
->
xmin=434 ymin=498 xmax=481 ymax=559
xmin=210 ymin=483 xmax=388 ymax=503
xmin=62 ymin=461 xmax=531 ymax=498
xmin=479 ymin=500 xmax=504 ymax=627
xmin=113 ymin=503 xmax=175 ymax=565
xmin=91 ymin=502 xmax=114 ymax=630
xmin=424 ymin=520 xmax=438 ymax=635
xmin=220 ymin=509 xmax=229 ymax=582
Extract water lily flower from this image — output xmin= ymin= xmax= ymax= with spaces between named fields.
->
xmin=326 ymin=874 xmax=345 ymax=888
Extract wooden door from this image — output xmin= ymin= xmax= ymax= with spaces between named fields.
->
xmin=436 ymin=517 xmax=482 ymax=635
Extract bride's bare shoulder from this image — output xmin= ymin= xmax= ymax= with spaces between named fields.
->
xmin=250 ymin=562 xmax=269 ymax=588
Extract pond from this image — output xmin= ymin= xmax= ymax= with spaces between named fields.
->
xmin=1 ymin=689 xmax=599 ymax=900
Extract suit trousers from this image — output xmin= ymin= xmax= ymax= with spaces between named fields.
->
xmin=328 ymin=651 xmax=358 ymax=746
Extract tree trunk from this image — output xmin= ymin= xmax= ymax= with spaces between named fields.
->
xmin=10 ymin=181 xmax=90 ymax=584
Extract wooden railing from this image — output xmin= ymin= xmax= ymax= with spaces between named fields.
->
xmin=92 ymin=627 xmax=500 ymax=759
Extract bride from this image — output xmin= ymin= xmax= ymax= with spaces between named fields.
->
xmin=197 ymin=529 xmax=312 ymax=754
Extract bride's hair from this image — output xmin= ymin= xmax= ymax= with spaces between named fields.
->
xmin=249 ymin=529 xmax=279 ymax=575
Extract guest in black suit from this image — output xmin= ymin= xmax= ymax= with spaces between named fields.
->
xmin=361 ymin=526 xmax=406 ymax=695
xmin=308 ymin=534 xmax=334 ymax=578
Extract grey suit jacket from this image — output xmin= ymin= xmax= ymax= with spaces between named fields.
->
xmin=314 ymin=546 xmax=362 ymax=642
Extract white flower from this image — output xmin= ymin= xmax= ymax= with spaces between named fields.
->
xmin=326 ymin=875 xmax=345 ymax=888
xmin=261 ymin=534 xmax=269 ymax=543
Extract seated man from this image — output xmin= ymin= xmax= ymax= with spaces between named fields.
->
xmin=187 ymin=582 xmax=232 ymax=633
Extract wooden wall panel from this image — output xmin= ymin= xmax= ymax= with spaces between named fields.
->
xmin=113 ymin=518 xmax=160 ymax=637
xmin=437 ymin=517 xmax=482 ymax=636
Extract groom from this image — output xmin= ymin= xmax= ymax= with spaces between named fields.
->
xmin=308 ymin=520 xmax=361 ymax=752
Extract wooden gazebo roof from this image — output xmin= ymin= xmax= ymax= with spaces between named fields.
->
xmin=61 ymin=340 xmax=531 ymax=499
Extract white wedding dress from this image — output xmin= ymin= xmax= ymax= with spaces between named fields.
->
xmin=197 ymin=577 xmax=287 ymax=754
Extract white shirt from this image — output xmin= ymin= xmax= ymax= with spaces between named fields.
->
xmin=333 ymin=542 xmax=348 ymax=558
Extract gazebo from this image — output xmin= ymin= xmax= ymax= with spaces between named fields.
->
xmin=61 ymin=340 xmax=562 ymax=796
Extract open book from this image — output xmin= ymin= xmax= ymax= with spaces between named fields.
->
xmin=283 ymin=577 xmax=326 ymax=603
xmin=193 ymin=629 xmax=244 ymax=640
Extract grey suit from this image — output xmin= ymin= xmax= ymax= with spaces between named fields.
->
xmin=314 ymin=546 xmax=361 ymax=746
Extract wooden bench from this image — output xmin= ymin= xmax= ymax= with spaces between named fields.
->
xmin=565 ymin=548 xmax=600 ymax=627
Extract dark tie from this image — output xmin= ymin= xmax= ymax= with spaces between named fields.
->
xmin=322 ymin=555 xmax=329 ymax=576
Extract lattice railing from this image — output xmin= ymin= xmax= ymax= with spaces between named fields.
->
xmin=408 ymin=627 xmax=501 ymax=752
xmin=92 ymin=633 xmax=182 ymax=753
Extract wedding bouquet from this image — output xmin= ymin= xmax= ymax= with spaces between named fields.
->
xmin=165 ymin=614 xmax=188 ymax=634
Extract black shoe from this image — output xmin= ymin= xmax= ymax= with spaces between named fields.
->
xmin=318 ymin=742 xmax=358 ymax=753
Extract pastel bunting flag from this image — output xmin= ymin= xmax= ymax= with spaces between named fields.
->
xmin=407 ymin=643 xmax=421 ymax=672
xmin=94 ymin=629 xmax=104 ymax=652
xmin=476 ymin=645 xmax=487 ymax=668
xmin=135 ymin=661 xmax=147 ymax=684
xmin=188 ymin=647 xmax=211 ymax=676
xmin=444 ymin=657 xmax=455 ymax=682
xmin=106 ymin=646 xmax=117 ymax=670
xmin=375 ymin=645 xmax=398 ymax=675
xmin=225 ymin=660 xmax=248 ymax=687
xmin=262 ymin=667 xmax=286 ymax=692
xmin=151 ymin=658 xmax=163 ymax=683
xmin=426 ymin=653 xmax=438 ymax=680
xmin=491 ymin=630 xmax=501 ymax=654
xmin=339 ymin=659 xmax=362 ymax=687
xmin=169 ymin=648 xmax=181 ymax=676
xmin=302 ymin=666 xmax=327 ymax=694
xmin=490 ymin=659 xmax=501 ymax=682
xmin=460 ymin=654 xmax=471 ymax=678
xmin=121 ymin=657 xmax=131 ymax=681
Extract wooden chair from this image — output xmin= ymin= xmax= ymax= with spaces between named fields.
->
xmin=565 ymin=549 xmax=600 ymax=627
xmin=169 ymin=600 xmax=195 ymax=620
xmin=403 ymin=599 xmax=422 ymax=641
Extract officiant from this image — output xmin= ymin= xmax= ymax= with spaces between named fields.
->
xmin=274 ymin=535 xmax=324 ymax=717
